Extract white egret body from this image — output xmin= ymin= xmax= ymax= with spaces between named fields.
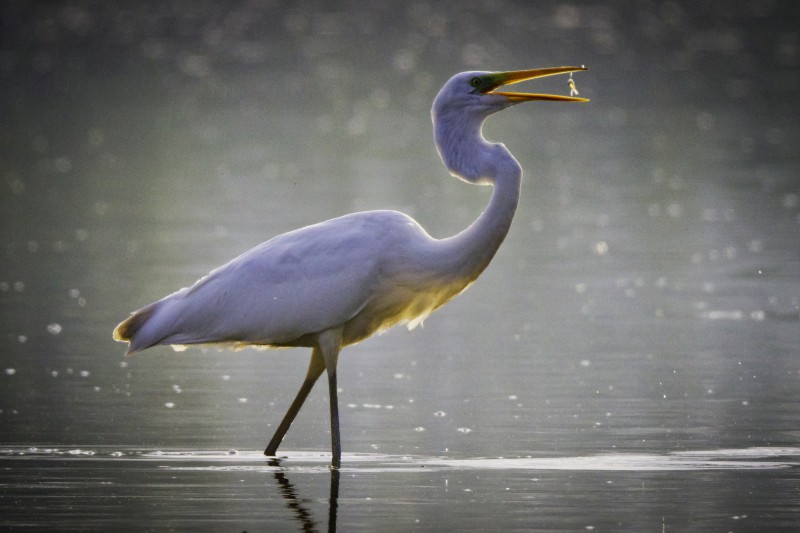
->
xmin=114 ymin=67 xmax=588 ymax=467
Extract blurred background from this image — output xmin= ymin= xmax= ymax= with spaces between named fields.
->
xmin=1 ymin=0 xmax=798 ymax=460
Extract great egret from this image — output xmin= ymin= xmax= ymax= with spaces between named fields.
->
xmin=114 ymin=66 xmax=588 ymax=468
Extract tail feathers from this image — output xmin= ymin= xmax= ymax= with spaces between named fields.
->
xmin=113 ymin=301 xmax=164 ymax=355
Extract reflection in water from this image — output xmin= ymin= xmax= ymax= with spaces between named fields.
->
xmin=269 ymin=457 xmax=339 ymax=533
xmin=273 ymin=469 xmax=316 ymax=531
xmin=0 ymin=447 xmax=798 ymax=530
xmin=329 ymin=469 xmax=339 ymax=533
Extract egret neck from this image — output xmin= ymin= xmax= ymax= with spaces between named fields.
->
xmin=432 ymin=107 xmax=522 ymax=284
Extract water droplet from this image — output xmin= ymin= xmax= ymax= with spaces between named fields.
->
xmin=593 ymin=241 xmax=609 ymax=256
xmin=164 ymin=402 xmax=175 ymax=409
xmin=238 ymin=397 xmax=247 ymax=404
xmin=47 ymin=323 xmax=62 ymax=335
xmin=5 ymin=368 xmax=16 ymax=376
xmin=10 ymin=177 xmax=25 ymax=195
xmin=433 ymin=410 xmax=447 ymax=417
xmin=68 ymin=449 xmax=94 ymax=456
xmin=88 ymin=128 xmax=105 ymax=148
xmin=456 ymin=427 xmax=472 ymax=434
xmin=53 ymin=156 xmax=72 ymax=173
xmin=695 ymin=111 xmax=715 ymax=131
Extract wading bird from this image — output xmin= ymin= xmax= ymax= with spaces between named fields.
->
xmin=114 ymin=66 xmax=588 ymax=468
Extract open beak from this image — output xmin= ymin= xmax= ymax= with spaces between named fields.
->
xmin=482 ymin=66 xmax=589 ymax=103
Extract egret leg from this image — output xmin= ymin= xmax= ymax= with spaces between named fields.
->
xmin=264 ymin=347 xmax=325 ymax=457
xmin=264 ymin=329 xmax=344 ymax=467
xmin=317 ymin=329 xmax=343 ymax=469
xmin=326 ymin=365 xmax=341 ymax=468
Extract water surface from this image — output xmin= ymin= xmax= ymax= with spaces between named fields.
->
xmin=2 ymin=446 xmax=798 ymax=530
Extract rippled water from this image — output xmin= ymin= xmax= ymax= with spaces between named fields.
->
xmin=2 ymin=446 xmax=799 ymax=530
xmin=2 ymin=2 xmax=799 ymax=531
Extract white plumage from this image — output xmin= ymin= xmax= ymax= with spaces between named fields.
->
xmin=114 ymin=67 xmax=588 ymax=467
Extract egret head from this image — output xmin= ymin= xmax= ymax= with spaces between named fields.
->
xmin=432 ymin=66 xmax=588 ymax=183
xmin=432 ymin=66 xmax=588 ymax=121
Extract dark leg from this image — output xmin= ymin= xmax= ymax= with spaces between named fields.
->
xmin=317 ymin=329 xmax=343 ymax=469
xmin=264 ymin=347 xmax=325 ymax=456
xmin=326 ymin=366 xmax=341 ymax=468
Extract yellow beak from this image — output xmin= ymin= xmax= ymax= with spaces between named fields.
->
xmin=482 ymin=66 xmax=589 ymax=103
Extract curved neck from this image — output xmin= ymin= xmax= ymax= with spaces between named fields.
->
xmin=428 ymin=105 xmax=523 ymax=287
xmin=437 ymin=162 xmax=521 ymax=283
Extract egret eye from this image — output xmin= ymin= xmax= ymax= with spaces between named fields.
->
xmin=469 ymin=77 xmax=482 ymax=88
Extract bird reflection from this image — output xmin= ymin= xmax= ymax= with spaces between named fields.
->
xmin=268 ymin=457 xmax=339 ymax=532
